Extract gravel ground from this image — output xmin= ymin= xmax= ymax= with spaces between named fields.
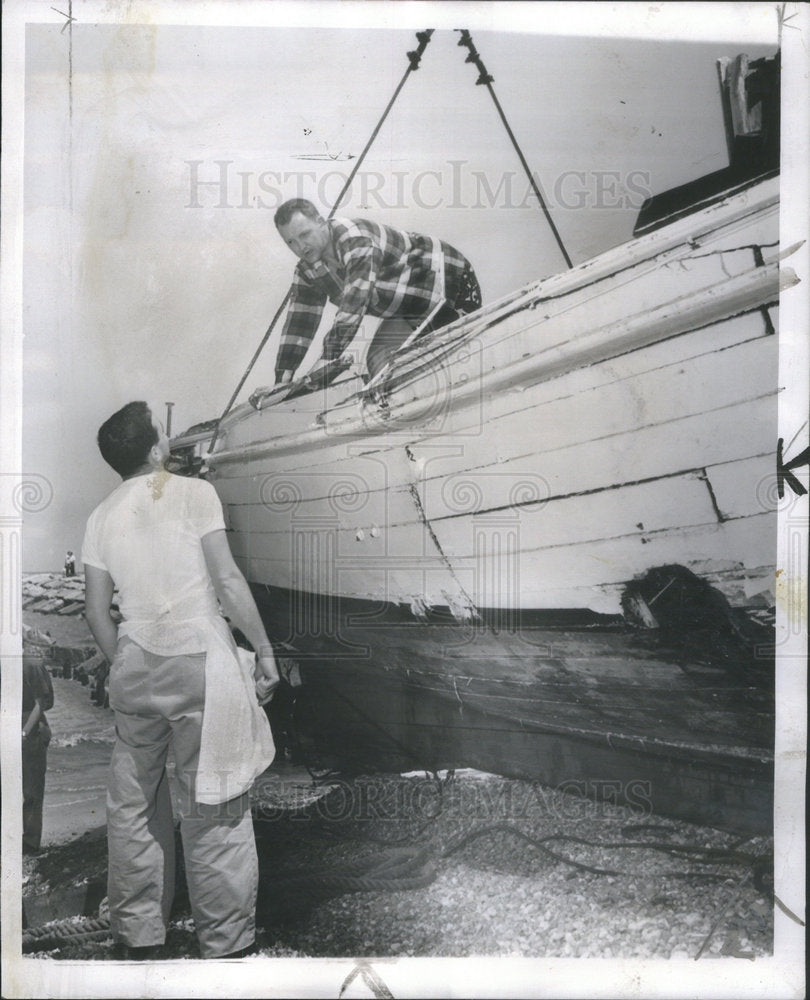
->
xmin=22 ymin=770 xmax=773 ymax=962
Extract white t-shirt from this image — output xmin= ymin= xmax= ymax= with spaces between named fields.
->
xmin=82 ymin=473 xmax=226 ymax=655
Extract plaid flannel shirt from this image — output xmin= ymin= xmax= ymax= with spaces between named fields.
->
xmin=275 ymin=217 xmax=475 ymax=378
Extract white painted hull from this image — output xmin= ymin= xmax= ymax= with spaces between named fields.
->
xmin=207 ymin=175 xmax=788 ymax=619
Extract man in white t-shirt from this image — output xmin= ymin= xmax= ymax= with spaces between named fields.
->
xmin=82 ymin=401 xmax=280 ymax=960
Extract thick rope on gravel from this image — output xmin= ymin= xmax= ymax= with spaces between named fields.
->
xmin=22 ymin=917 xmax=112 ymax=953
xmin=25 ymin=848 xmax=437 ymax=947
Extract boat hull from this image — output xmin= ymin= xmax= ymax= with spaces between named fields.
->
xmin=252 ymin=583 xmax=774 ymax=834
xmin=196 ymin=176 xmax=786 ymax=833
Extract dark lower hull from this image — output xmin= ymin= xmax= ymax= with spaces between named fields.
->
xmin=252 ymin=583 xmax=774 ymax=835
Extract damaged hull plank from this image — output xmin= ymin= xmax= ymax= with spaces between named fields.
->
xmin=228 ymin=511 xmax=775 ymax=614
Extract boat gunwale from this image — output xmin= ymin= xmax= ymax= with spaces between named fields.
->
xmin=207 ymin=260 xmax=786 ymax=466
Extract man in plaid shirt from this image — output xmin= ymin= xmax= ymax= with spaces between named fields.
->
xmin=273 ymin=199 xmax=481 ymax=384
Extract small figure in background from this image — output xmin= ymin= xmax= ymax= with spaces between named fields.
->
xmin=22 ymin=652 xmax=55 ymax=854
xmin=64 ymin=550 xmax=76 ymax=577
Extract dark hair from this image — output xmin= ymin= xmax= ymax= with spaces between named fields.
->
xmin=97 ymin=401 xmax=158 ymax=477
xmin=274 ymin=198 xmax=323 ymax=228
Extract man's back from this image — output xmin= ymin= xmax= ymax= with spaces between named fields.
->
xmin=82 ymin=473 xmax=224 ymax=642
xmin=82 ymin=399 xmax=279 ymax=959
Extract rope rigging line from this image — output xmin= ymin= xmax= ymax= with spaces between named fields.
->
xmin=207 ymin=29 xmax=434 ymax=452
xmin=456 ymin=29 xmax=573 ymax=270
xmin=203 ymin=28 xmax=576 ymax=443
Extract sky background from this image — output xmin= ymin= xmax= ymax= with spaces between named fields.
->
xmin=16 ymin=3 xmax=782 ymax=570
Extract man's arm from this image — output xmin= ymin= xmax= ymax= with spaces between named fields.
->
xmin=321 ymin=233 xmax=381 ymax=362
xmin=201 ymin=530 xmax=280 ymax=693
xmin=84 ymin=565 xmax=118 ymax=663
xmin=275 ymin=272 xmax=328 ymax=384
xmin=22 ymin=695 xmax=42 ymax=739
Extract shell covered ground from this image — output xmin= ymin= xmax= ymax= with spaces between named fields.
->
xmin=23 ymin=769 xmax=774 ymax=962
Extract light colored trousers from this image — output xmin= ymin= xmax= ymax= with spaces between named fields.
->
xmin=107 ymin=638 xmax=258 ymax=958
